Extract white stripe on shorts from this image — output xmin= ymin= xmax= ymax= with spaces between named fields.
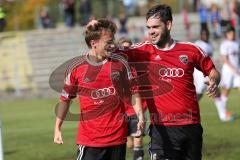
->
xmin=77 ymin=145 xmax=85 ymax=160
xmin=148 ymin=143 xmax=153 ymax=160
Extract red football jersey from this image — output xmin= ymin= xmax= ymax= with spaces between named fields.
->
xmin=120 ymin=40 xmax=215 ymax=126
xmin=60 ymin=54 xmax=135 ymax=147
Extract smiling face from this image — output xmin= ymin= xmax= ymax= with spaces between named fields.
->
xmin=146 ymin=16 xmax=172 ymax=45
xmin=91 ymin=29 xmax=116 ymax=58
xmin=85 ymin=19 xmax=117 ymax=61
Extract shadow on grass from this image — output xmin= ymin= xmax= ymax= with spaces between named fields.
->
xmin=4 ymin=150 xmax=18 ymax=155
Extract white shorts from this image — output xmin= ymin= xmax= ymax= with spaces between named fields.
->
xmin=220 ymin=65 xmax=240 ymax=89
xmin=193 ymin=68 xmax=209 ymax=94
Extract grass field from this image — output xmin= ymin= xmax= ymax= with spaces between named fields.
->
xmin=0 ymin=90 xmax=239 ymax=160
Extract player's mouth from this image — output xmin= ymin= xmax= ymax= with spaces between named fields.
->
xmin=151 ymin=35 xmax=158 ymax=40
xmin=151 ymin=36 xmax=159 ymax=43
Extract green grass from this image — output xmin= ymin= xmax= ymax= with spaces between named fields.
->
xmin=0 ymin=90 xmax=239 ymax=160
xmin=200 ymin=89 xmax=240 ymax=160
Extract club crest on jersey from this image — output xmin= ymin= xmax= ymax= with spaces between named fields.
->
xmin=179 ymin=55 xmax=188 ymax=65
xmin=84 ymin=77 xmax=90 ymax=83
xmin=111 ymin=72 xmax=120 ymax=81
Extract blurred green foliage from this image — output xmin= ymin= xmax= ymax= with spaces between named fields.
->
xmin=1 ymin=0 xmax=181 ymax=31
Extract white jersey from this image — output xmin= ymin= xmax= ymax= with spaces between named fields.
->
xmin=220 ymin=40 xmax=240 ymax=69
xmin=195 ymin=40 xmax=213 ymax=57
xmin=194 ymin=40 xmax=213 ymax=94
xmin=220 ymin=40 xmax=240 ymax=88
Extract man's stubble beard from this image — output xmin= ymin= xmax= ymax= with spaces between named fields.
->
xmin=156 ymin=30 xmax=170 ymax=48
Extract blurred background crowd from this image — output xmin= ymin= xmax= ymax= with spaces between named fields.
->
xmin=0 ymin=0 xmax=239 ymax=39
xmin=0 ymin=0 xmax=239 ymax=97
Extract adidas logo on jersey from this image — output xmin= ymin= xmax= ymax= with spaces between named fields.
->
xmin=154 ymin=55 xmax=161 ymax=60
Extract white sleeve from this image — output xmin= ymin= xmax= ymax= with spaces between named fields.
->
xmin=220 ymin=42 xmax=228 ymax=56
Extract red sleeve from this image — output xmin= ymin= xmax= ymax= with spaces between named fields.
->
xmin=193 ymin=46 xmax=215 ymax=77
xmin=60 ymin=68 xmax=78 ymax=101
xmin=117 ymin=42 xmax=149 ymax=62
xmin=115 ymin=56 xmax=139 ymax=94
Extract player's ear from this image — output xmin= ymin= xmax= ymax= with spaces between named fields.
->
xmin=166 ymin=20 xmax=172 ymax=31
xmin=90 ymin=40 xmax=97 ymax=48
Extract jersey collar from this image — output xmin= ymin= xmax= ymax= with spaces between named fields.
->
xmin=86 ymin=53 xmax=108 ymax=66
xmin=153 ymin=39 xmax=176 ymax=51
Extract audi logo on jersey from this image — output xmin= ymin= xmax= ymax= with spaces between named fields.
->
xmin=159 ymin=68 xmax=184 ymax=77
xmin=91 ymin=86 xmax=116 ymax=99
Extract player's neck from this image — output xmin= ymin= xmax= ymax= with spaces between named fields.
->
xmin=156 ymin=36 xmax=174 ymax=49
xmin=88 ymin=50 xmax=107 ymax=63
xmin=201 ymin=38 xmax=209 ymax=43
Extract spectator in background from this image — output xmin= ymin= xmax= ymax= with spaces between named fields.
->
xmin=119 ymin=13 xmax=128 ymax=36
xmin=231 ymin=0 xmax=240 ymax=30
xmin=220 ymin=0 xmax=232 ymax=33
xmin=193 ymin=0 xmax=200 ymax=12
xmin=210 ymin=3 xmax=221 ymax=38
xmin=0 ymin=5 xmax=6 ymax=32
xmin=182 ymin=5 xmax=191 ymax=40
xmin=198 ymin=3 xmax=209 ymax=31
xmin=79 ymin=0 xmax=91 ymax=26
xmin=63 ymin=0 xmax=75 ymax=27
xmin=40 ymin=8 xmax=52 ymax=29
xmin=123 ymin=0 xmax=136 ymax=15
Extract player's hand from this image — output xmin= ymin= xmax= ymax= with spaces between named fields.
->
xmin=106 ymin=42 xmax=117 ymax=53
xmin=205 ymin=78 xmax=218 ymax=98
xmin=86 ymin=19 xmax=98 ymax=29
xmin=133 ymin=120 xmax=145 ymax=138
xmin=54 ymin=129 xmax=63 ymax=145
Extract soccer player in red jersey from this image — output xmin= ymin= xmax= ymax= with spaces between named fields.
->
xmin=53 ymin=19 xmax=144 ymax=160
xmin=87 ymin=4 xmax=221 ymax=160
xmin=125 ymin=5 xmax=221 ymax=160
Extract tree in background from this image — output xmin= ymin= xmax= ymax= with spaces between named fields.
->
xmin=2 ymin=0 xmax=47 ymax=31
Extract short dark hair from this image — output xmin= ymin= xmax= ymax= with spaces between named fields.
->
xmin=200 ymin=28 xmax=209 ymax=36
xmin=146 ymin=4 xmax=173 ymax=23
xmin=85 ymin=19 xmax=117 ymax=48
xmin=225 ymin=25 xmax=235 ymax=33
